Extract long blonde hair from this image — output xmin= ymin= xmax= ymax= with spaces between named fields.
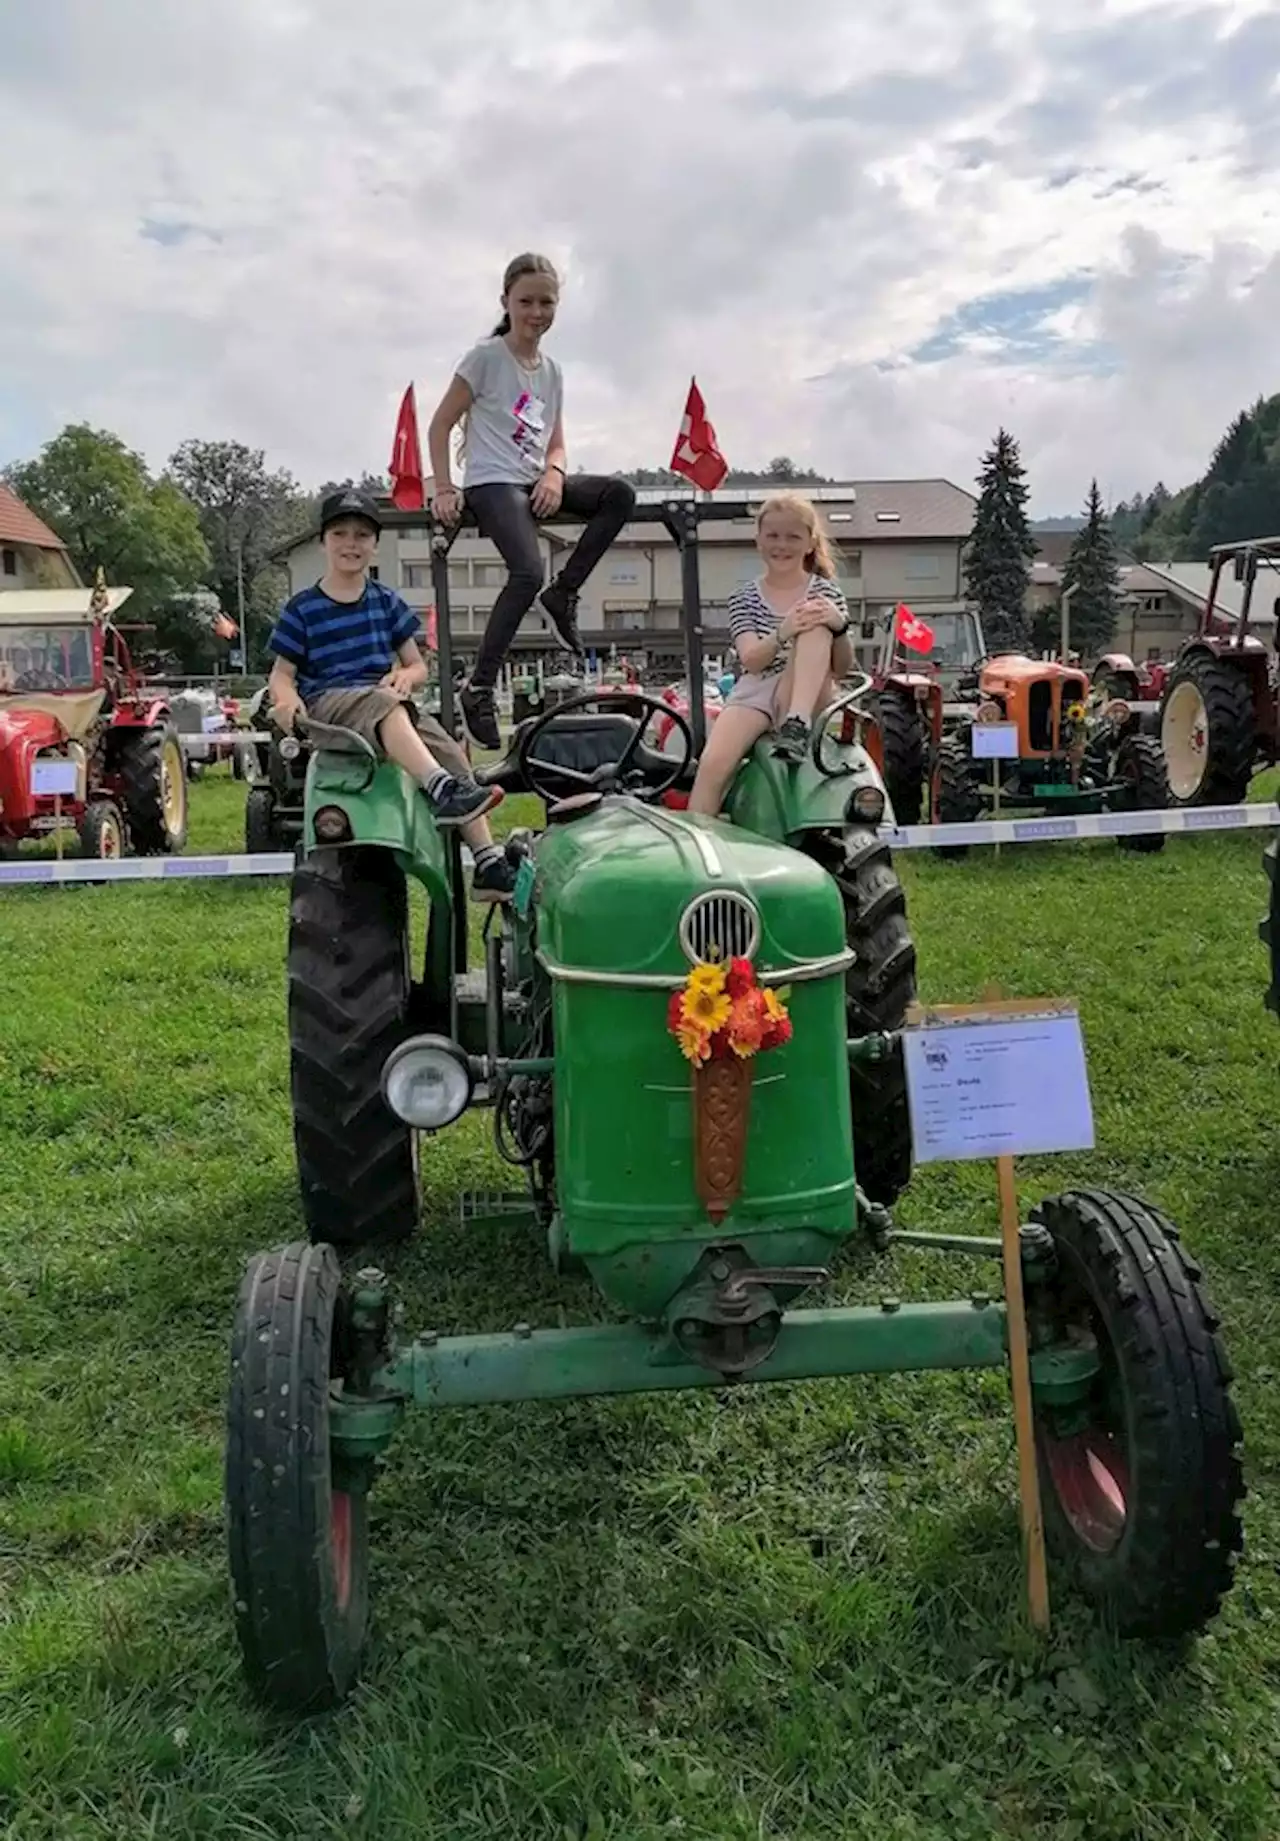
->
xmin=755 ymin=492 xmax=837 ymax=578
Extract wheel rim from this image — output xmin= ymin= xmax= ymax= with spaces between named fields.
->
xmin=1042 ymin=1426 xmax=1129 ymax=1552
xmin=99 ymin=815 xmax=122 ymax=858
xmin=1163 ymin=681 xmax=1208 ymax=800
xmin=161 ymin=740 xmax=186 ymax=833
xmin=330 ymin=1488 xmax=353 ymax=1612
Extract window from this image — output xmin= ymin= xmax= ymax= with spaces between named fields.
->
xmin=474 ymin=562 xmax=511 ymax=587
xmin=835 ymin=548 xmax=862 ymax=580
xmin=874 ymin=511 xmax=901 ymax=524
xmin=609 ymin=564 xmax=641 ymax=585
xmin=904 ymin=550 xmax=941 ymax=581
xmin=403 ymin=563 xmax=433 ymax=589
xmin=1 ymin=549 xmax=15 ymax=576
xmin=604 ymin=609 xmax=646 ymax=632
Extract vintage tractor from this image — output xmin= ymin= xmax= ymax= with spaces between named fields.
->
xmin=0 ymin=588 xmax=188 ymax=858
xmin=224 ymin=500 xmax=1243 ymax=1713
xmin=932 ymin=654 xmax=1170 ymax=853
xmin=1159 ymin=535 xmax=1280 ymax=806
xmin=849 ymin=605 xmax=984 ymax=825
xmin=243 ymin=688 xmax=307 ymax=855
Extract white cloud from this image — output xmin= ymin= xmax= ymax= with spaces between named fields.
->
xmin=2 ymin=0 xmax=1279 ymax=513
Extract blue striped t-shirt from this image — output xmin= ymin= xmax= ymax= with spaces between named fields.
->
xmin=269 ymin=580 xmax=420 ymax=700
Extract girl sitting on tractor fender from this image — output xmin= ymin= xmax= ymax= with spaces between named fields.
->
xmin=687 ymin=493 xmax=853 ymax=815
xmin=426 ymin=251 xmax=637 ymax=752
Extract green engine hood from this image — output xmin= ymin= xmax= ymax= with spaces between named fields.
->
xmin=531 ymin=796 xmax=847 ymax=982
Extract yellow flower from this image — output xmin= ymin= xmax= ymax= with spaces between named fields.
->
xmin=682 ymin=984 xmax=731 ymax=1034
xmin=762 ymin=988 xmax=788 ymax=1025
xmin=676 ymin=1019 xmax=712 ymax=1064
xmin=686 ymin=963 xmax=726 ymax=999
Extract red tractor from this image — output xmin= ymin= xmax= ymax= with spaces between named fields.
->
xmin=1159 ymin=536 xmax=1280 ymax=806
xmin=0 ymin=587 xmax=189 ymax=859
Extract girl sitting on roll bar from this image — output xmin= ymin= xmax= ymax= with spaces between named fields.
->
xmin=426 ymin=251 xmax=636 ymax=751
xmin=687 ymin=493 xmax=854 ymax=815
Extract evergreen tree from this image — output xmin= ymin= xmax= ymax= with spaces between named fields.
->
xmin=1059 ymin=479 xmax=1121 ymax=658
xmin=963 ymin=428 xmax=1036 ymax=652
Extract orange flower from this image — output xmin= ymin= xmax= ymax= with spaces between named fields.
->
xmin=676 ymin=1018 xmax=712 ymax=1064
xmin=726 ymin=988 xmax=767 ymax=1057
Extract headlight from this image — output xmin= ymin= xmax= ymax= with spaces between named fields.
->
xmin=849 ymin=785 xmax=886 ymax=823
xmin=314 ymin=805 xmax=351 ymax=842
xmin=279 ymin=736 xmax=301 ymax=762
xmin=381 ymin=1035 xmax=473 ymax=1130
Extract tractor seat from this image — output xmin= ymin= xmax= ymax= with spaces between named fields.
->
xmin=295 ymin=717 xmax=376 ymax=761
xmin=477 ymin=712 xmax=678 ymax=796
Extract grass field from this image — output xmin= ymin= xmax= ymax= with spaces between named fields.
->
xmin=3 ymin=771 xmax=1280 ymax=1840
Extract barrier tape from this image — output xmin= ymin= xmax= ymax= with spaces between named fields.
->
xmin=0 ymin=801 xmax=1276 ymax=888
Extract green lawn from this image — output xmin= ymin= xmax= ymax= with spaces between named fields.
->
xmin=2 ymin=774 xmax=1280 ymax=1840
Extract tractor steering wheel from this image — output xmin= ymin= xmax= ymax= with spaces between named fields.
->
xmin=14 ymin=668 xmax=70 ymax=692
xmin=515 ymin=689 xmax=695 ymax=805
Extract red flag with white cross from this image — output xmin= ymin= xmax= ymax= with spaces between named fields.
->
xmin=670 ymin=378 xmax=729 ymax=492
xmin=894 ymin=603 xmax=935 ymax=654
xmin=389 ymin=384 xmax=425 ymax=511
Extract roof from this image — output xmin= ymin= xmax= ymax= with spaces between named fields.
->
xmin=1033 ymin=561 xmax=1175 ymax=595
xmin=0 ymin=586 xmax=133 ymax=624
xmin=0 ymin=482 xmax=69 ymax=552
xmin=1141 ymin=561 xmax=1278 ymax=626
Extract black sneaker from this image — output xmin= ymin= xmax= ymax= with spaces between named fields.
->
xmin=459 ymin=683 xmax=501 ymax=750
xmin=426 ymin=775 xmax=504 ymax=827
xmin=471 ymin=850 xmax=518 ymax=903
xmin=772 ymin=716 xmax=810 ymax=764
xmin=537 ymin=584 xmax=586 ymax=660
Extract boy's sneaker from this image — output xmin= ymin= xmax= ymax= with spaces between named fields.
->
xmin=537 ymin=583 xmax=586 ymax=661
xmin=471 ymin=849 xmax=518 ymax=903
xmin=426 ymin=774 xmax=504 ymax=827
xmin=460 ymin=683 xmax=501 ymax=751
xmin=772 ymin=716 xmax=810 ymax=764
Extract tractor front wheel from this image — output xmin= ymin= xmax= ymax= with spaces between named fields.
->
xmin=1028 ymin=1189 xmax=1244 ymax=1638
xmin=226 ymin=1241 xmax=370 ymax=1711
xmin=244 ymin=785 xmax=278 ymax=855
xmin=78 ymin=800 xmax=126 ymax=859
xmin=875 ymin=687 xmax=926 ymax=826
xmin=116 ymin=723 xmax=188 ymax=854
xmin=933 ymin=733 xmax=983 ymax=859
xmin=1161 ymin=657 xmax=1255 ymax=806
xmin=288 ymin=847 xmax=420 ymax=1245
xmin=807 ymin=826 xmax=916 ymax=1205
xmin=1112 ymin=733 xmax=1169 ymax=854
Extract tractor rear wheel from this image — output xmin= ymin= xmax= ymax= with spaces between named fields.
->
xmin=226 ymin=1240 xmax=370 ymax=1711
xmin=806 ymin=826 xmax=916 ymax=1205
xmin=1160 ymin=656 xmax=1255 ymax=806
xmin=875 ymin=687 xmax=926 ymax=825
xmin=245 ymin=785 xmax=278 ymax=855
xmin=288 ymin=847 xmax=420 ymax=1245
xmin=1027 ymin=1189 xmax=1244 ymax=1638
xmin=78 ymin=800 xmax=125 ymax=859
xmin=1262 ymin=835 xmax=1280 ymax=1017
xmin=933 ymin=733 xmax=983 ymax=858
xmin=116 ymin=723 xmax=188 ymax=854
xmin=1112 ymin=733 xmax=1169 ymax=854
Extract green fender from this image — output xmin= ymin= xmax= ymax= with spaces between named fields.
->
xmin=722 ymin=732 xmax=895 ymax=843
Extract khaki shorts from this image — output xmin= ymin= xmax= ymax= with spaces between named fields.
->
xmin=307 ymin=687 xmax=471 ymax=780
xmin=725 ymin=671 xmax=786 ymax=724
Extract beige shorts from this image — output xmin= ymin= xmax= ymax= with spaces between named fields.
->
xmin=725 ymin=671 xmax=785 ymax=724
xmin=307 ymin=687 xmax=471 ymax=780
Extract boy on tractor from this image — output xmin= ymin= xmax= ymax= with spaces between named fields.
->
xmin=267 ymin=488 xmax=517 ymax=902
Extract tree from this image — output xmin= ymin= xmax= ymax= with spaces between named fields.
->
xmin=3 ymin=424 xmax=210 ymax=623
xmin=963 ymin=428 xmax=1036 ymax=651
xmin=1059 ymin=479 xmax=1122 ymax=659
xmin=167 ymin=439 xmax=310 ymax=666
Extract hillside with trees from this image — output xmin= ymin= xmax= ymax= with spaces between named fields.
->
xmin=1109 ymin=393 xmax=1280 ymax=560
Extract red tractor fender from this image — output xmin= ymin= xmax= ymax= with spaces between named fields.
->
xmin=0 ymin=705 xmax=68 ymax=829
xmin=108 ymin=695 xmax=172 ymax=732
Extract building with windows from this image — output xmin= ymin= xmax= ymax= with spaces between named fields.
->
xmin=274 ymin=478 xmax=978 ymax=676
xmin=0 ymin=483 xmax=80 ymax=591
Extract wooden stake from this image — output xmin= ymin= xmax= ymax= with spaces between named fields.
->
xmin=997 ymin=1151 xmax=1050 ymax=1632
xmin=54 ymin=794 xmax=63 ymax=862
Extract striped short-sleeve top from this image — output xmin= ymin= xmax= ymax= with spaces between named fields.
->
xmin=727 ymin=574 xmax=848 ymax=678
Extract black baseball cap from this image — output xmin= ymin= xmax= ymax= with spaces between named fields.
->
xmin=319 ymin=488 xmax=382 ymax=535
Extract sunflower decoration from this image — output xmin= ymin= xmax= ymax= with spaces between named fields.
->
xmin=667 ymin=957 xmax=792 ymax=1065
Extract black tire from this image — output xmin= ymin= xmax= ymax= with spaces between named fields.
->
xmin=1262 ymin=835 xmax=1280 ymax=1017
xmin=933 ymin=732 xmax=984 ymax=858
xmin=245 ymin=785 xmax=278 ymax=855
xmin=1160 ymin=655 xmax=1255 ymax=807
xmin=78 ymin=799 xmax=125 ymax=859
xmin=1028 ymin=1189 xmax=1244 ymax=1639
xmin=875 ymin=687 xmax=926 ymax=826
xmin=115 ymin=722 xmax=188 ymax=854
xmin=226 ymin=1241 xmax=369 ymax=1711
xmin=289 ymin=848 xmax=420 ymax=1245
xmin=805 ymin=827 xmax=916 ymax=1205
xmin=1112 ymin=733 xmax=1169 ymax=854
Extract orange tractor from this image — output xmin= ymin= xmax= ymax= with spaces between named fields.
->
xmin=932 ymin=654 xmax=1170 ymax=852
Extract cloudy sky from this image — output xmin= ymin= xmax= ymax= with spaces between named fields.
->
xmin=2 ymin=0 xmax=1279 ymax=515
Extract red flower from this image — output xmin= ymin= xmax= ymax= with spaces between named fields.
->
xmin=725 ymin=957 xmax=756 ymax=999
xmin=761 ymin=1011 xmax=793 ymax=1050
xmin=666 ymin=990 xmax=686 ymax=1034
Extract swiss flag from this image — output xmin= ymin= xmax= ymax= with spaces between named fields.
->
xmin=670 ymin=378 xmax=728 ymax=492
xmin=894 ymin=603 xmax=935 ymax=655
xmin=389 ymin=383 xmax=425 ymax=511
xmin=213 ymin=612 xmax=239 ymax=641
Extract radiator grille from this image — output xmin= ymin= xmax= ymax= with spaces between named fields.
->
xmin=678 ymin=891 xmax=761 ymax=966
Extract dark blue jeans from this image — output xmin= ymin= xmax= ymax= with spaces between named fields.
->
xmin=465 ymin=474 xmax=636 ymax=688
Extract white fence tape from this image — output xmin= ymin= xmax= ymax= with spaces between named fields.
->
xmin=0 ymin=801 xmax=1276 ymax=889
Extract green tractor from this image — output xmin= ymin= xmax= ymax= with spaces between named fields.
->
xmin=225 ymin=497 xmax=1244 ymax=1713
xmin=1263 ymin=832 xmax=1279 ymax=1016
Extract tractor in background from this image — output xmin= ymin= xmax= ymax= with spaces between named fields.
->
xmin=852 ymin=604 xmax=985 ymax=825
xmin=933 ymin=654 xmax=1170 ymax=852
xmin=0 ymin=585 xmax=188 ymax=859
xmin=1160 ymin=535 xmax=1280 ymax=806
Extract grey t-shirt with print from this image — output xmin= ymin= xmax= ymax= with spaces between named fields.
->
xmin=455 ymin=337 xmax=563 ymax=489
